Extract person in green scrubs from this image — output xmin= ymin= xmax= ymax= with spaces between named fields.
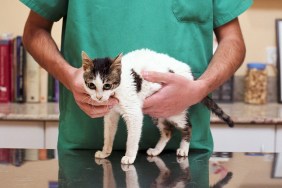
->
xmin=20 ymin=0 xmax=253 ymax=152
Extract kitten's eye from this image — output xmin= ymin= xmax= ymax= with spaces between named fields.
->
xmin=87 ymin=83 xmax=96 ymax=90
xmin=103 ymin=84 xmax=112 ymax=90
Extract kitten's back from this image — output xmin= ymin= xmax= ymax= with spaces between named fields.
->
xmin=122 ymin=49 xmax=193 ymax=80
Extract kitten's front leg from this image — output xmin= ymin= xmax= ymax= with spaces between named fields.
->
xmin=121 ymin=164 xmax=140 ymax=188
xmin=121 ymin=109 xmax=143 ymax=164
xmin=95 ymin=110 xmax=120 ymax=159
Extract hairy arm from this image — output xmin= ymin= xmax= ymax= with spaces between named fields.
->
xmin=198 ymin=18 xmax=246 ymax=93
xmin=142 ymin=18 xmax=245 ymax=118
xmin=23 ymin=11 xmax=118 ymax=117
xmin=23 ymin=11 xmax=74 ymax=90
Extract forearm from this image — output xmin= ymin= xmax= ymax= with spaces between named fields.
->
xmin=198 ymin=18 xmax=246 ymax=95
xmin=22 ymin=12 xmax=75 ymax=90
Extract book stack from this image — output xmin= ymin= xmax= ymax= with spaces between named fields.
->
xmin=0 ymin=34 xmax=59 ymax=103
xmin=0 ymin=149 xmax=24 ymax=167
xmin=0 ymin=148 xmax=56 ymax=167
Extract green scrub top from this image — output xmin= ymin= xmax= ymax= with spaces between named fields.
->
xmin=20 ymin=0 xmax=253 ymax=152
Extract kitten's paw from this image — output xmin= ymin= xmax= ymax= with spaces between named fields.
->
xmin=146 ymin=156 xmax=158 ymax=162
xmin=95 ymin=158 xmax=110 ymax=165
xmin=95 ymin=150 xmax=110 ymax=159
xmin=121 ymin=164 xmax=135 ymax=171
xmin=176 ymin=148 xmax=188 ymax=157
xmin=176 ymin=157 xmax=189 ymax=169
xmin=176 ymin=156 xmax=187 ymax=163
xmin=121 ymin=156 xmax=135 ymax=164
xmin=147 ymin=148 xmax=161 ymax=156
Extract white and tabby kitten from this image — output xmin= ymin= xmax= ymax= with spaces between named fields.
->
xmin=82 ymin=49 xmax=233 ymax=164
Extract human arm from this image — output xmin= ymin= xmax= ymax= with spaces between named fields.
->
xmin=142 ymin=18 xmax=245 ymax=118
xmin=22 ymin=10 xmax=118 ymax=118
xmin=198 ymin=18 xmax=246 ymax=93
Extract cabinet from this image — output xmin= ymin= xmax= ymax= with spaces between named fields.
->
xmin=0 ymin=120 xmax=58 ymax=149
xmin=45 ymin=122 xmax=59 ymax=149
xmin=0 ymin=121 xmax=280 ymax=152
xmin=276 ymin=125 xmax=282 ymax=152
xmin=211 ymin=124 xmax=276 ymax=152
xmin=1 ymin=103 xmax=282 ymax=153
xmin=0 ymin=121 xmax=44 ymax=148
xmin=44 ymin=123 xmax=279 ymax=152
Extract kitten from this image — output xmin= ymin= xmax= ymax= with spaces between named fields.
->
xmin=82 ymin=49 xmax=233 ymax=164
xmin=147 ymin=156 xmax=191 ymax=188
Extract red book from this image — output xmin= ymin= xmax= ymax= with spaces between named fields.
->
xmin=0 ymin=39 xmax=12 ymax=102
xmin=0 ymin=149 xmax=11 ymax=163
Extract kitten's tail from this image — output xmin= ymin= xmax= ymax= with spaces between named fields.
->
xmin=210 ymin=172 xmax=233 ymax=188
xmin=201 ymin=96 xmax=234 ymax=127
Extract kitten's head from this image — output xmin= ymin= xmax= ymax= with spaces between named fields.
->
xmin=82 ymin=51 xmax=122 ymax=103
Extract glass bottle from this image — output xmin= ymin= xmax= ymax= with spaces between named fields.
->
xmin=244 ymin=63 xmax=267 ymax=104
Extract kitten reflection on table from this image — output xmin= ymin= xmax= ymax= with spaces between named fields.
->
xmin=95 ymin=158 xmax=140 ymax=188
xmin=210 ymin=172 xmax=233 ymax=188
xmin=94 ymin=156 xmax=192 ymax=188
xmin=147 ymin=156 xmax=191 ymax=188
xmin=121 ymin=164 xmax=139 ymax=188
xmin=95 ymin=159 xmax=116 ymax=188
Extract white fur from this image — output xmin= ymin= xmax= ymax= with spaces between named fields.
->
xmin=92 ymin=49 xmax=194 ymax=164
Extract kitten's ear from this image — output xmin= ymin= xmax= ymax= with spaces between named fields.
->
xmin=81 ymin=51 xmax=93 ymax=71
xmin=113 ymin=53 xmax=123 ymax=64
xmin=110 ymin=53 xmax=122 ymax=73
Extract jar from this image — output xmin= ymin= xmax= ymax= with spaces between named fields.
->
xmin=244 ymin=63 xmax=267 ymax=104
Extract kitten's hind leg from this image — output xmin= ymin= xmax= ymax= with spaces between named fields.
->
xmin=175 ymin=114 xmax=191 ymax=157
xmin=95 ymin=110 xmax=120 ymax=159
xmin=147 ymin=118 xmax=173 ymax=156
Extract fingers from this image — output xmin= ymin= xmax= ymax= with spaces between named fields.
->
xmin=143 ymin=93 xmax=160 ymax=109
xmin=142 ymin=71 xmax=174 ymax=84
xmin=81 ymin=94 xmax=118 ymax=106
xmin=142 ymin=91 xmax=165 ymax=118
xmin=89 ymin=106 xmax=111 ymax=118
xmin=77 ymin=95 xmax=119 ymax=118
xmin=78 ymin=102 xmax=113 ymax=118
xmin=143 ymin=106 xmax=168 ymax=118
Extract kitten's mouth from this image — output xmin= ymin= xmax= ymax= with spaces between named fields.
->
xmin=93 ymin=96 xmax=108 ymax=103
xmin=95 ymin=99 xmax=104 ymax=103
xmin=96 ymin=99 xmax=105 ymax=103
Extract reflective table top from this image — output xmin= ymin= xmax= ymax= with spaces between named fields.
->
xmin=1 ymin=149 xmax=282 ymax=188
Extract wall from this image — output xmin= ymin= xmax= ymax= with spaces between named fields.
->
xmin=1 ymin=0 xmax=282 ymax=76
xmin=0 ymin=0 xmax=62 ymax=47
xmin=238 ymin=0 xmax=282 ymax=76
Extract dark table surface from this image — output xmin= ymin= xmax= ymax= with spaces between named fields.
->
xmin=1 ymin=148 xmax=282 ymax=188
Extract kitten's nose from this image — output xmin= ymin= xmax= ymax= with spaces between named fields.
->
xmin=96 ymin=95 xmax=103 ymax=100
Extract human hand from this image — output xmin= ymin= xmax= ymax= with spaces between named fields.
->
xmin=142 ymin=71 xmax=208 ymax=118
xmin=69 ymin=67 xmax=119 ymax=118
